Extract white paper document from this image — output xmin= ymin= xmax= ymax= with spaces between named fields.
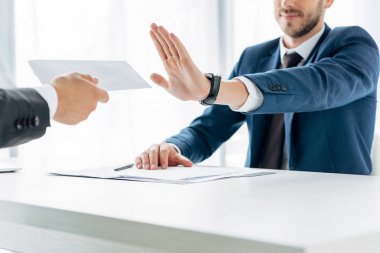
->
xmin=51 ymin=165 xmax=274 ymax=184
xmin=29 ymin=60 xmax=151 ymax=91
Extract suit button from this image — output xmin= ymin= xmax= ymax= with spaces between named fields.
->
xmin=27 ymin=118 xmax=34 ymax=128
xmin=33 ymin=116 xmax=40 ymax=127
xmin=269 ymin=84 xmax=276 ymax=91
xmin=269 ymin=84 xmax=286 ymax=91
xmin=15 ymin=120 xmax=23 ymax=130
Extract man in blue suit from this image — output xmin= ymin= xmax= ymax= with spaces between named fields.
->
xmin=136 ymin=0 xmax=379 ymax=174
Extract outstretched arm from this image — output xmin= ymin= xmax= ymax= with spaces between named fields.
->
xmin=149 ymin=23 xmax=248 ymax=109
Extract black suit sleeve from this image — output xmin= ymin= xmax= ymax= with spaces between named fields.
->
xmin=0 ymin=88 xmax=50 ymax=148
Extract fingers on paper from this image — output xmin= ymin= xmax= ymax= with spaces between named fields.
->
xmin=170 ymin=154 xmax=193 ymax=167
xmin=159 ymin=144 xmax=171 ymax=169
xmin=140 ymin=150 xmax=151 ymax=170
xmin=135 ymin=156 xmax=143 ymax=169
xmin=149 ymin=144 xmax=160 ymax=170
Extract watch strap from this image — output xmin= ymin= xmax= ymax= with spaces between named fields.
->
xmin=200 ymin=73 xmax=221 ymax=105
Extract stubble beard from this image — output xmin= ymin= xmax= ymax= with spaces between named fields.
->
xmin=277 ymin=0 xmax=324 ymax=38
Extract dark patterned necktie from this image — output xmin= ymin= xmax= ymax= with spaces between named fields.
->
xmin=259 ymin=52 xmax=303 ymax=169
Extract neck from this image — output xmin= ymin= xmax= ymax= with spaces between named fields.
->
xmin=283 ymin=21 xmax=325 ymax=49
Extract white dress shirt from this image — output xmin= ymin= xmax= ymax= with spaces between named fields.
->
xmin=34 ymin=85 xmax=58 ymax=118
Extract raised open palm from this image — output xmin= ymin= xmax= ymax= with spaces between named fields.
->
xmin=149 ymin=23 xmax=210 ymax=101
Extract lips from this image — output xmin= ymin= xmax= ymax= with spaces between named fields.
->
xmin=281 ymin=14 xmax=300 ymax=19
xmin=279 ymin=9 xmax=303 ymax=19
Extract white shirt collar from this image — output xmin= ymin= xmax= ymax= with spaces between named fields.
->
xmin=280 ymin=25 xmax=325 ymax=65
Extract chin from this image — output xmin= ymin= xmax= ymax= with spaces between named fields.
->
xmin=281 ymin=25 xmax=298 ymax=36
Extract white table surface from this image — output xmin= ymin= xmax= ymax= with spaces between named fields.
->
xmin=0 ymin=160 xmax=380 ymax=253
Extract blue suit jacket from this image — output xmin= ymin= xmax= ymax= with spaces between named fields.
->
xmin=167 ymin=25 xmax=379 ymax=175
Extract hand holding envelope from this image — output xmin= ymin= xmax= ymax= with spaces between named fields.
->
xmin=51 ymin=72 xmax=110 ymax=125
xmin=29 ymin=60 xmax=151 ymax=125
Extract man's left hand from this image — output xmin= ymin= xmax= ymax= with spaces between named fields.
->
xmin=149 ymin=23 xmax=210 ymax=102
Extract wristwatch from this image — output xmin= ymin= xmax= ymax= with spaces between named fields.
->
xmin=200 ymin=73 xmax=222 ymax=105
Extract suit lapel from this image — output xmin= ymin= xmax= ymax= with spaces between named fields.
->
xmin=257 ymin=24 xmax=331 ymax=69
xmin=257 ymin=45 xmax=281 ymax=72
xmin=304 ymin=24 xmax=331 ymax=65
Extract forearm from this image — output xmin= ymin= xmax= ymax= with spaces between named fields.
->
xmin=214 ymin=79 xmax=249 ymax=108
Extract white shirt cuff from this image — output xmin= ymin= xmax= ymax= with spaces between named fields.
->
xmin=230 ymin=76 xmax=264 ymax=112
xmin=34 ymin=85 xmax=58 ymax=118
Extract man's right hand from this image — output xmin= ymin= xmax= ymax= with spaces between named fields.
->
xmin=52 ymin=72 xmax=109 ymax=125
xmin=135 ymin=142 xmax=193 ymax=170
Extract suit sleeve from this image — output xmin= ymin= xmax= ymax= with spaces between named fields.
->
xmin=166 ymin=62 xmax=246 ymax=163
xmin=0 ymin=88 xmax=50 ymax=148
xmin=245 ymin=26 xmax=380 ymax=114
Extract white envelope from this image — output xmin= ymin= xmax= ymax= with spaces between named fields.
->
xmin=29 ymin=60 xmax=151 ymax=91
